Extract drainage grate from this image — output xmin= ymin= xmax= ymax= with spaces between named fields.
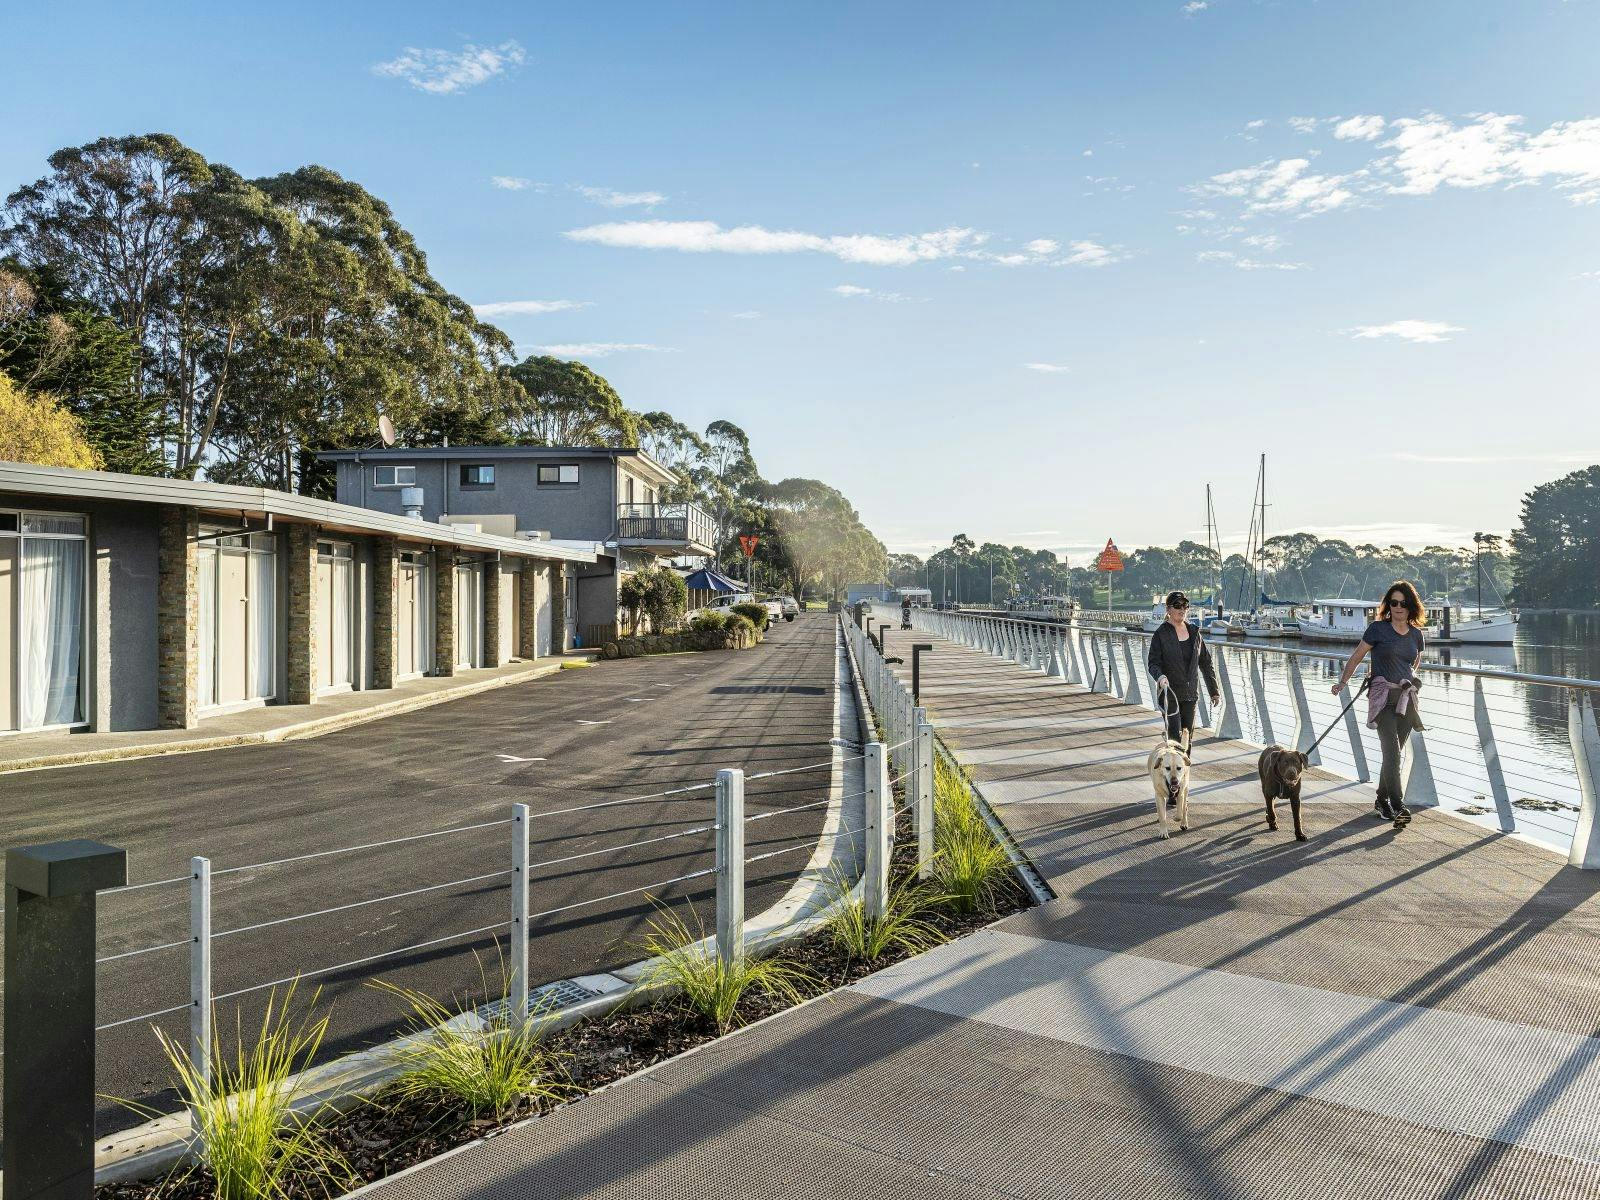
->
xmin=482 ymin=977 xmax=599 ymax=1022
xmin=711 ymin=685 xmax=827 ymax=696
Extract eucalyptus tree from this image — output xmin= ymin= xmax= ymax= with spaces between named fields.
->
xmin=504 ymin=355 xmax=637 ymax=447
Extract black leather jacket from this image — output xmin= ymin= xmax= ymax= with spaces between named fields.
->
xmin=1146 ymin=621 xmax=1219 ymax=702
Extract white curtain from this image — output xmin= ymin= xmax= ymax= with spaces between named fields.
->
xmin=249 ymin=550 xmax=276 ymax=699
xmin=19 ymin=539 xmax=85 ymax=728
xmin=198 ymin=547 xmax=217 ymax=708
xmin=330 ymin=559 xmax=352 ymax=687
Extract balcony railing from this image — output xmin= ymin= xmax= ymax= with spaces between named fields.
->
xmin=616 ymin=502 xmax=715 ymax=551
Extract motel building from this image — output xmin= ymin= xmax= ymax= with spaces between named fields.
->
xmin=0 ymin=461 xmax=596 ymax=737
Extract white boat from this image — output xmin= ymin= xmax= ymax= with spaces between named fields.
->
xmin=1141 ymin=603 xmax=1166 ymax=633
xmin=1240 ymin=608 xmax=1297 ymax=638
xmin=1442 ymin=606 xmax=1518 ymax=645
xmin=1298 ymin=597 xmax=1513 ymax=645
xmin=1297 ymin=598 xmax=1378 ymax=644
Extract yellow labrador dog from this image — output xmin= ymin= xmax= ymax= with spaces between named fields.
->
xmin=1147 ymin=734 xmax=1191 ymax=838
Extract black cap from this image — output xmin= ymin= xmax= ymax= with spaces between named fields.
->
xmin=1166 ymin=591 xmax=1190 ymax=608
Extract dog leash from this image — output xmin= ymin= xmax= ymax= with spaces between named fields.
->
xmin=1304 ymin=676 xmax=1371 ymax=756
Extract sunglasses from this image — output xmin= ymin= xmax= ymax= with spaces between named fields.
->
xmin=1168 ymin=602 xmax=1189 ymax=610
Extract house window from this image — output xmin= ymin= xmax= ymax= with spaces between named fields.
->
xmin=538 ymin=464 xmax=580 ymax=485
xmin=460 ymin=464 xmax=495 ymax=487
xmin=374 ymin=465 xmax=415 ymax=488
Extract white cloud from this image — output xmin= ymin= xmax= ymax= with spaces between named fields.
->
xmin=1346 ymin=320 xmax=1463 ymax=344
xmin=731 ymin=310 xmax=762 ymax=319
xmin=1237 ymin=118 xmax=1268 ymax=142
xmin=473 ymin=299 xmax=591 ymax=317
xmin=490 ymin=176 xmax=538 ymax=191
xmin=1057 ymin=240 xmax=1123 ymax=267
xmin=1333 ymin=114 xmax=1386 ymax=141
xmin=1240 ymin=232 xmax=1287 ymax=251
xmin=1023 ymin=362 xmax=1071 ymax=373
xmin=1082 ymin=149 xmax=1094 ymax=157
xmin=565 ymin=219 xmax=990 ymax=266
xmin=831 ymin=284 xmax=915 ymax=301
xmin=1025 ymin=238 xmax=1061 ymax=254
xmin=574 ymin=185 xmax=666 ymax=209
xmin=1197 ymin=249 xmax=1305 ymax=270
xmin=1385 ymin=113 xmax=1600 ymax=204
xmin=1289 ymin=117 xmax=1322 ymax=135
xmin=1182 ymin=1 xmax=1210 ymax=13
xmin=373 ymin=40 xmax=525 ymax=94
xmin=1195 ymin=157 xmax=1362 ymax=216
xmin=535 ymin=342 xmax=674 ymax=358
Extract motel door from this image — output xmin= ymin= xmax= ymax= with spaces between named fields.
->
xmin=315 ymin=540 xmax=356 ymax=693
xmin=454 ymin=562 xmax=483 ymax=669
xmin=197 ymin=531 xmax=277 ymax=713
xmin=0 ymin=511 xmax=89 ymax=732
xmin=396 ymin=551 xmax=433 ymax=679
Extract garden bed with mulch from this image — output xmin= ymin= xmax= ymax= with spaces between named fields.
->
xmin=98 ymin=772 xmax=1031 ymax=1200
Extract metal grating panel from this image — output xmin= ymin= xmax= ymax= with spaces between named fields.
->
xmin=480 ymin=977 xmax=598 ymax=1023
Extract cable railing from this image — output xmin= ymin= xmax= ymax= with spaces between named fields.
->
xmin=908 ymin=605 xmax=1600 ymax=867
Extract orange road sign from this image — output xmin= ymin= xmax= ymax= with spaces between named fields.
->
xmin=739 ymin=534 xmax=760 ymax=557
xmin=1095 ymin=539 xmax=1125 ymax=572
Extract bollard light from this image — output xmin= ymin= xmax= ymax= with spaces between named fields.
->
xmin=911 ymin=643 xmax=933 ymax=706
xmin=5 ymin=838 xmax=127 ymax=1200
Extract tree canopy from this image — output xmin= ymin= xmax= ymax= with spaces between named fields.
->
xmin=1511 ymin=466 xmax=1600 ymax=608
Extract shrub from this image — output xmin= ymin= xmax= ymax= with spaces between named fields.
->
xmin=690 ymin=609 xmax=729 ymax=632
xmin=824 ymin=870 xmax=949 ymax=964
xmin=150 ymin=981 xmax=351 ymax=1200
xmin=635 ymin=903 xmax=818 ymax=1033
xmin=726 ymin=612 xmax=757 ymax=641
xmin=731 ymin=601 xmax=769 ymax=632
xmin=932 ymin=755 xmax=1012 ymax=914
xmin=620 ymin=566 xmax=689 ymax=634
xmin=372 ymin=964 xmax=568 ymax=1122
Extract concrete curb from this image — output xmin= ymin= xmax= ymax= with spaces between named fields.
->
xmin=1 ymin=657 xmax=597 ymax=776
xmin=93 ymin=623 xmax=868 ymax=1185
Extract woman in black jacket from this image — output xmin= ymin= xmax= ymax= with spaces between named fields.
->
xmin=1146 ymin=591 xmax=1221 ymax=749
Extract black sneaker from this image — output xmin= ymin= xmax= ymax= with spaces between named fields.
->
xmin=1374 ymin=798 xmax=1396 ymax=821
xmin=1392 ymin=803 xmax=1412 ymax=824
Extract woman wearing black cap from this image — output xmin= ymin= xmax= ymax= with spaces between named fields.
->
xmin=1146 ymin=591 xmax=1221 ymax=751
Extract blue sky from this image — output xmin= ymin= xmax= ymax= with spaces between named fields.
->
xmin=4 ymin=1 xmax=1598 ymax=562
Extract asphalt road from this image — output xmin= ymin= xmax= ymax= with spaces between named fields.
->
xmin=0 ymin=613 xmax=841 ymax=1137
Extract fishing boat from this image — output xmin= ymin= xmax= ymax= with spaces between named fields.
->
xmin=1298 ymin=598 xmax=1507 ymax=645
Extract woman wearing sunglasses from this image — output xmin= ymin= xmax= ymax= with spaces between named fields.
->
xmin=1332 ymin=580 xmax=1426 ymax=825
xmin=1147 ymin=591 xmax=1221 ymax=753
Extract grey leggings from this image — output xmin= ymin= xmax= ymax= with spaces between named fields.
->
xmin=1375 ymin=698 xmax=1415 ymax=802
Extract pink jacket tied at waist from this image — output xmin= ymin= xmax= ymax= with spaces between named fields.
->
xmin=1367 ymin=676 xmax=1419 ymax=728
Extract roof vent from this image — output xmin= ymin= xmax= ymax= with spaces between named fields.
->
xmin=520 ymin=530 xmax=552 ymax=541
xmin=400 ymin=487 xmax=424 ymax=520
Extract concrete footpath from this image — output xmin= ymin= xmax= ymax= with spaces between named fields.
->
xmin=350 ymin=618 xmax=1600 ymax=1199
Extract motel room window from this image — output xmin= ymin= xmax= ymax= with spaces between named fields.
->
xmin=374 ymin=465 xmax=416 ymax=488
xmin=538 ymin=464 xmax=580 ymax=485
xmin=460 ymin=464 xmax=495 ymax=487
xmin=0 ymin=508 xmax=90 ymax=732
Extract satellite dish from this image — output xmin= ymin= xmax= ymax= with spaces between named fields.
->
xmin=378 ymin=413 xmax=397 ymax=447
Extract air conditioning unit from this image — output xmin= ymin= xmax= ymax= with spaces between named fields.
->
xmin=399 ymin=487 xmax=425 ymax=520
xmin=519 ymin=530 xmax=552 ymax=541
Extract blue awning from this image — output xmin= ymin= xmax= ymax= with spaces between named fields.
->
xmin=684 ymin=567 xmax=742 ymax=594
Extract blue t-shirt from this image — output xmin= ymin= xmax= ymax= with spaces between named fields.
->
xmin=1363 ymin=621 xmax=1424 ymax=683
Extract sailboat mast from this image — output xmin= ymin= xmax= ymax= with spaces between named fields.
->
xmin=1257 ymin=452 xmax=1267 ymax=608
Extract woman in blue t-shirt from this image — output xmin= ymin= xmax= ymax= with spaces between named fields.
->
xmin=1331 ymin=581 xmax=1426 ymax=825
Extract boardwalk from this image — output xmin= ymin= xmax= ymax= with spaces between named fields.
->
xmin=354 ymin=615 xmax=1600 ymax=1199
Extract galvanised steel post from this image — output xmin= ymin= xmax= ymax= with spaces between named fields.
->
xmin=715 ymin=769 xmax=746 ymax=969
xmin=1287 ymin=657 xmax=1319 ymax=765
xmin=1121 ymin=637 xmax=1144 ymax=707
xmin=915 ymin=711 xmax=935 ymax=881
xmin=864 ymin=743 xmax=890 ymax=921
xmin=189 ymin=855 xmax=212 ymax=1146
xmin=1106 ymin=633 xmax=1123 ymax=697
xmin=1065 ymin=627 xmax=1083 ymax=686
xmin=4 ymin=839 xmax=127 ymax=1200
xmin=1339 ymin=683 xmax=1371 ymax=782
xmin=1214 ymin=650 xmax=1244 ymax=740
xmin=1474 ymin=678 xmax=1514 ymax=832
xmin=509 ymin=805 xmax=530 ymax=1027
xmin=1404 ymin=731 xmax=1440 ymax=809
xmin=1046 ymin=629 xmax=1065 ymax=679
xmin=1568 ymin=694 xmax=1600 ymax=869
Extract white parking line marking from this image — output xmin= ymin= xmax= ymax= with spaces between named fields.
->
xmin=495 ymin=754 xmax=547 ymax=763
xmin=575 ymin=720 xmax=612 ymax=726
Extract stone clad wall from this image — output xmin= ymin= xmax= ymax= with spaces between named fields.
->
xmin=372 ymin=536 xmax=398 ymax=689
xmin=285 ymin=524 xmax=319 ymax=705
xmin=156 ymin=506 xmax=199 ymax=729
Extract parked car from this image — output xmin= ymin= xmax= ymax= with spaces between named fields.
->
xmin=761 ymin=595 xmax=798 ymax=622
xmin=690 ymin=591 xmax=757 ymax=617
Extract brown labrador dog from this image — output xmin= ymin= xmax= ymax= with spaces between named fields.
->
xmin=1258 ymin=745 xmax=1311 ymax=841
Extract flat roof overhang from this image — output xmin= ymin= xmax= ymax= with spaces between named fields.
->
xmin=0 ymin=461 xmax=597 ymax=565
xmin=618 ymin=536 xmax=717 ymax=558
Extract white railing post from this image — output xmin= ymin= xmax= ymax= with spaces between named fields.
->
xmin=1106 ymin=634 xmax=1124 ymax=697
xmin=1046 ymin=629 xmax=1065 ymax=678
xmin=1339 ymin=683 xmax=1370 ymax=781
xmin=1568 ymin=694 xmax=1600 ymax=869
xmin=864 ymin=742 xmax=890 ymax=920
xmin=1214 ymin=650 xmax=1244 ymax=740
xmin=915 ymin=710 xmax=934 ymax=880
xmin=1250 ymin=653 xmax=1274 ymax=745
xmin=1474 ymin=677 xmax=1514 ymax=832
xmin=189 ymin=855 xmax=211 ymax=1144
xmin=1288 ymin=657 xmax=1319 ymax=764
xmin=1087 ymin=634 xmax=1105 ymax=693
xmin=510 ymin=803 xmax=530 ymax=1026
xmin=715 ymin=768 xmax=746 ymax=969
xmin=1065 ymin=626 xmax=1083 ymax=686
xmin=1404 ymin=730 xmax=1440 ymax=810
xmin=1121 ymin=637 xmax=1144 ymax=707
